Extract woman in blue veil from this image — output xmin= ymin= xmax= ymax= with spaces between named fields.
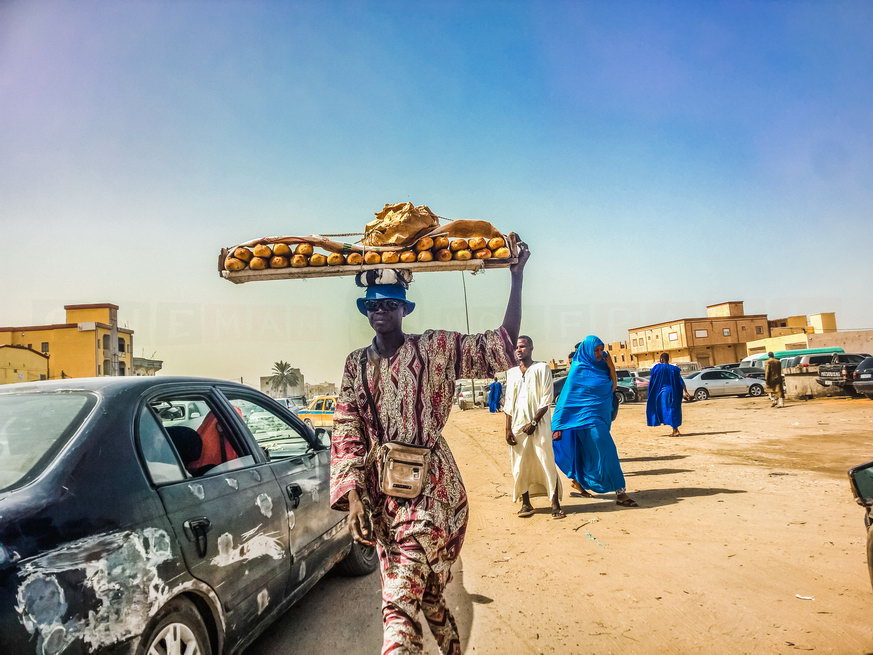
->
xmin=551 ymin=335 xmax=638 ymax=507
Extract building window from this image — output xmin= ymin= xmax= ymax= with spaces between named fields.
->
xmin=40 ymin=342 xmax=49 ymax=353
xmin=102 ymin=334 xmax=110 ymax=350
xmin=103 ymin=359 xmax=111 ymax=376
xmin=755 ymin=326 xmax=764 ymax=335
xmin=39 ymin=374 xmax=46 ymax=380
xmin=632 ymin=339 xmax=637 ymax=346
xmin=723 ymin=328 xmax=731 ymax=336
xmin=668 ymin=332 xmax=678 ymax=341
xmin=27 ymin=343 xmax=32 ymax=349
xmin=119 ymin=361 xmax=126 ymax=376
xmin=118 ymin=338 xmax=126 ymax=353
xmin=694 ymin=329 xmax=708 ymax=338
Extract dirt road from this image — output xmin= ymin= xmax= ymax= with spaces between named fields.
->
xmin=250 ymin=396 xmax=873 ymax=654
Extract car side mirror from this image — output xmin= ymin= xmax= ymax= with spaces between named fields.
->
xmin=849 ymin=460 xmax=873 ymax=506
xmin=318 ymin=432 xmax=331 ymax=448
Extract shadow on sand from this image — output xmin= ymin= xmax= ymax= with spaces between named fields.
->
xmin=621 ymin=454 xmax=689 ymax=463
xmin=555 ymin=486 xmax=747 ymax=514
xmin=624 ymin=467 xmax=695 ymax=477
xmin=247 ymin=556 xmax=477 ymax=655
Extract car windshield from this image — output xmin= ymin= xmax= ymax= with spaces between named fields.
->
xmin=684 ymin=372 xmax=700 ymax=379
xmin=0 ymin=392 xmax=97 ymax=491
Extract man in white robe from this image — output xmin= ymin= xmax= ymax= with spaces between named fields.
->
xmin=503 ymin=336 xmax=565 ymax=518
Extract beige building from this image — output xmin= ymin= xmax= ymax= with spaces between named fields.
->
xmin=745 ymin=313 xmax=837 ymax=355
xmin=0 ymin=303 xmax=134 ymax=379
xmin=629 ymin=302 xmax=770 ymax=369
xmin=605 ymin=341 xmax=636 ymax=368
xmin=133 ymin=356 xmax=164 ymax=376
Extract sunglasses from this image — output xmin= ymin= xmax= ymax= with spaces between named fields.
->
xmin=364 ymin=299 xmax=404 ymax=313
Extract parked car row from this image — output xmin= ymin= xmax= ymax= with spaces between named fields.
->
xmin=0 ymin=378 xmax=376 ymax=655
xmin=817 ymin=354 xmax=872 ymax=394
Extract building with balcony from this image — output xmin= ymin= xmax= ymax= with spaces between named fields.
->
xmin=0 ymin=303 xmax=134 ymax=379
xmin=628 ymin=301 xmax=770 ymax=369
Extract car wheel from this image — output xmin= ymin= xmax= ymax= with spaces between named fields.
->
xmin=866 ymin=394 xmax=873 ymax=400
xmin=614 ymin=391 xmax=625 ymax=405
xmin=336 ymin=540 xmax=379 ymax=576
xmin=748 ymin=384 xmax=764 ymax=397
xmin=137 ymin=598 xmax=210 ymax=655
xmin=694 ymin=388 xmax=709 ymax=401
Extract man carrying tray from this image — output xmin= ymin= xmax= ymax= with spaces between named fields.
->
xmin=330 ymin=240 xmax=529 ymax=655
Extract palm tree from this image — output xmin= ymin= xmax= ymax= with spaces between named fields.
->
xmin=268 ymin=360 xmax=301 ymax=397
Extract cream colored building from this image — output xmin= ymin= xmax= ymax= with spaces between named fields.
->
xmin=605 ymin=341 xmax=636 ymax=368
xmin=745 ymin=313 xmax=837 ymax=356
xmin=629 ymin=302 xmax=770 ymax=369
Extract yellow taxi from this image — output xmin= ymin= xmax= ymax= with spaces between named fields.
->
xmin=297 ymin=395 xmax=337 ymax=432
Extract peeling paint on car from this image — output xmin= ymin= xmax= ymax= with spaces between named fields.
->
xmin=256 ymin=493 xmax=273 ymax=518
xmin=188 ymin=483 xmax=205 ymax=500
xmin=225 ymin=477 xmax=239 ymax=490
xmin=257 ymin=589 xmax=269 ymax=615
xmin=14 ymin=528 xmax=174 ymax=654
xmin=287 ymin=510 xmax=296 ymax=530
xmin=211 ymin=531 xmax=286 ymax=567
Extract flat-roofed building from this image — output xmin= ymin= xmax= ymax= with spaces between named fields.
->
xmin=0 ymin=345 xmax=49 ymax=384
xmin=629 ymin=301 xmax=770 ymax=369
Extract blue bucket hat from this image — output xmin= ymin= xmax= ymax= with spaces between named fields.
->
xmin=356 ymin=284 xmax=416 ymax=316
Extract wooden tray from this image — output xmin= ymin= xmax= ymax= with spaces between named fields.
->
xmin=218 ymin=234 xmax=519 ymax=284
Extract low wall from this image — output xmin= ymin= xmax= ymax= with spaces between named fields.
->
xmin=785 ymin=374 xmax=852 ymax=400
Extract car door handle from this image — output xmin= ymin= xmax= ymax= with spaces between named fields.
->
xmin=286 ymin=484 xmax=302 ymax=508
xmin=183 ymin=517 xmax=211 ymax=558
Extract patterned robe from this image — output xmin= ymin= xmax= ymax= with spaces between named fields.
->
xmin=330 ymin=328 xmax=514 ymax=654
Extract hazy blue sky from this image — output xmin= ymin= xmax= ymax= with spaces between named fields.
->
xmin=2 ymin=1 xmax=871 ymax=384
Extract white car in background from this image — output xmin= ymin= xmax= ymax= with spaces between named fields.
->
xmin=683 ymin=370 xmax=765 ymax=401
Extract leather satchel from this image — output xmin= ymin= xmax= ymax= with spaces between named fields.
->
xmin=359 ymin=350 xmax=432 ymax=499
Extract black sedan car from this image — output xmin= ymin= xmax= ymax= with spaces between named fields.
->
xmin=852 ymin=357 xmax=873 ymax=399
xmin=0 ymin=377 xmax=376 ymax=655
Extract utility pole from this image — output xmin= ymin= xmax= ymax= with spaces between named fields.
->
xmin=460 ymin=272 xmax=477 ymax=407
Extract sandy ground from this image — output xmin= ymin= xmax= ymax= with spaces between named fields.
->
xmin=249 ymin=395 xmax=873 ymax=654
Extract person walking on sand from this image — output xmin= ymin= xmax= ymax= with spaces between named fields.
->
xmin=503 ymin=336 xmax=564 ymax=519
xmin=646 ymin=352 xmax=692 ymax=436
xmin=764 ymin=352 xmax=785 ymax=408
xmin=551 ymin=335 xmax=638 ymax=507
xmin=330 ymin=241 xmax=529 ymax=655
xmin=487 ymin=377 xmax=503 ymax=413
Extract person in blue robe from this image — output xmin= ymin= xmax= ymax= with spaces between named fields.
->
xmin=551 ymin=335 xmax=638 ymax=507
xmin=487 ymin=378 xmax=503 ymax=413
xmin=646 ymin=352 xmax=692 ymax=436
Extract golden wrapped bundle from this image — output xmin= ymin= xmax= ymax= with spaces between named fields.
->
xmin=250 ymin=257 xmax=268 ymax=270
xmin=400 ymin=251 xmax=417 ymax=263
xmin=270 ymin=255 xmax=290 ymax=268
xmin=253 ymin=244 xmax=272 ymax=258
xmin=233 ymin=247 xmax=253 ymax=262
xmin=273 ymin=243 xmax=292 ymax=257
xmin=327 ymin=253 xmax=345 ymax=266
xmin=295 ymin=243 xmax=314 ymax=256
xmin=417 ymin=250 xmax=433 ymax=262
xmin=364 ymin=251 xmax=381 ymax=265
xmin=474 ymin=248 xmax=492 ymax=259
xmin=347 ymin=252 xmax=363 ymax=266
xmin=381 ymin=251 xmax=400 ymax=264
xmin=225 ymin=257 xmax=246 ymax=271
xmin=449 ymin=239 xmax=468 ymax=252
xmin=453 ymin=249 xmax=472 ymax=261
xmin=291 ymin=255 xmax=308 ymax=268
xmin=435 ymin=249 xmax=453 ymax=262
xmin=493 ymin=247 xmax=511 ymax=259
xmin=468 ymin=237 xmax=486 ymax=251
xmin=310 ymin=253 xmax=327 ymax=267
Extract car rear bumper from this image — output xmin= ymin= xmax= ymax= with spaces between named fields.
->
xmin=853 ymin=380 xmax=873 ymax=393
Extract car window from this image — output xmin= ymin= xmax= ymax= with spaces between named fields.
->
xmin=0 ymin=391 xmax=96 ymax=492
xmin=841 ymin=355 xmax=865 ymax=363
xmin=150 ymin=394 xmax=246 ymax=477
xmin=809 ymin=355 xmax=831 ymax=365
xmin=684 ymin=372 xmax=700 ymax=380
xmin=721 ymin=371 xmax=740 ymax=379
xmin=856 ymin=358 xmax=873 ymax=372
xmin=701 ymin=372 xmax=720 ymax=380
xmin=324 ymin=398 xmax=335 ymax=411
xmin=313 ymin=399 xmax=324 ymax=411
xmin=137 ymin=407 xmax=187 ymax=485
xmin=224 ymin=394 xmax=313 ymax=459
